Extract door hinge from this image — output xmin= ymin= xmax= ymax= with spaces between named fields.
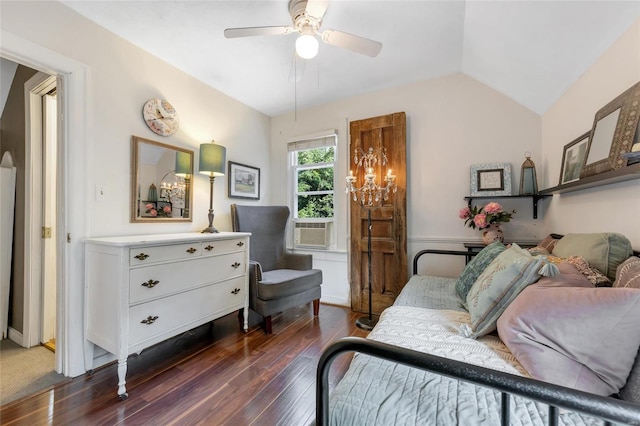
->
xmin=42 ymin=227 xmax=52 ymax=239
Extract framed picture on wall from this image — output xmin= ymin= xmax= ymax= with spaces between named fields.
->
xmin=228 ymin=161 xmax=260 ymax=200
xmin=470 ymin=163 xmax=512 ymax=196
xmin=559 ymin=131 xmax=590 ymax=185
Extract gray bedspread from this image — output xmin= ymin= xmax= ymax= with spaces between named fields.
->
xmin=393 ymin=275 xmax=464 ymax=311
xmin=329 ymin=305 xmax=604 ymax=426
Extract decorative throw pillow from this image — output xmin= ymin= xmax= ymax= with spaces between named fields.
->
xmin=537 ymin=234 xmax=562 ymax=253
xmin=552 ymin=233 xmax=633 ymax=281
xmin=465 ymin=244 xmax=557 ymax=338
xmin=614 ymin=256 xmax=640 ymax=289
xmin=528 ymin=246 xmax=551 ymax=256
xmin=565 ymin=256 xmax=611 ymax=287
xmin=455 ymin=241 xmax=506 ymax=301
xmin=498 ymin=285 xmax=640 ymax=396
xmin=531 ymin=252 xmax=611 ymax=286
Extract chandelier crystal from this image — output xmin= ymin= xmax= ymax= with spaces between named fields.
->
xmin=345 ymin=146 xmax=397 ymax=208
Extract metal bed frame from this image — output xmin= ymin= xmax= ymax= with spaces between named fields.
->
xmin=316 ymin=249 xmax=640 ymax=426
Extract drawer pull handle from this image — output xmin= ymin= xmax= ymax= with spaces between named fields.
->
xmin=141 ymin=315 xmax=159 ymax=325
xmin=141 ymin=279 xmax=159 ymax=289
xmin=186 ymin=247 xmax=197 ymax=254
xmin=204 ymin=245 xmax=214 ymax=251
xmin=134 ymin=253 xmax=149 ymax=261
xmin=236 ymin=241 xmax=244 ymax=247
xmin=231 ymin=262 xmax=241 ymax=268
xmin=231 ymin=288 xmax=241 ymax=295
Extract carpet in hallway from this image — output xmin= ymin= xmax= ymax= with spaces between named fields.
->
xmin=0 ymin=338 xmax=68 ymax=405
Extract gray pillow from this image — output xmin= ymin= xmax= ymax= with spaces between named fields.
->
xmin=455 ymin=241 xmax=505 ymax=301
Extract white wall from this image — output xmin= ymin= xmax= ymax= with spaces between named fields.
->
xmin=1 ymin=1 xmax=271 ymax=375
xmin=541 ymin=18 xmax=640 ymax=248
xmin=271 ymin=73 xmax=543 ymax=300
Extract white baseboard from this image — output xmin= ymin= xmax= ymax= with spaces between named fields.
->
xmin=320 ymin=296 xmax=349 ymax=308
xmin=8 ymin=327 xmax=24 ymax=347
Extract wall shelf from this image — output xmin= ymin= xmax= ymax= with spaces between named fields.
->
xmin=464 ymin=195 xmax=550 ymax=219
xmin=539 ymin=162 xmax=640 ymax=195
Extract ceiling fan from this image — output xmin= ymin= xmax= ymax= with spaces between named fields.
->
xmin=224 ymin=0 xmax=383 ymax=59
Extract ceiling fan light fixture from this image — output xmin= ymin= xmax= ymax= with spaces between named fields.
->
xmin=295 ymin=34 xmax=319 ymax=59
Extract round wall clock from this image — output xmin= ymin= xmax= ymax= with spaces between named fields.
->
xmin=142 ymin=98 xmax=179 ymax=136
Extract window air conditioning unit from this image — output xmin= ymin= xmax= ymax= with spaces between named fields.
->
xmin=294 ymin=222 xmax=329 ymax=248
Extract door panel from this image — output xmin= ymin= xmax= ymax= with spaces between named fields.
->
xmin=349 ymin=112 xmax=407 ymax=315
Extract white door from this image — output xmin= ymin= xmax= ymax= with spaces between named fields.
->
xmin=41 ymin=91 xmax=57 ymax=347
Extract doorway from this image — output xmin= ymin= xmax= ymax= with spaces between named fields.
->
xmin=22 ymin=72 xmax=58 ymax=356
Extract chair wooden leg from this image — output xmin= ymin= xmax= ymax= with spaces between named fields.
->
xmin=313 ymin=299 xmax=320 ymax=316
xmin=263 ymin=315 xmax=273 ymax=335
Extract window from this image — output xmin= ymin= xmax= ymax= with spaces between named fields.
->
xmin=288 ymin=133 xmax=337 ymax=220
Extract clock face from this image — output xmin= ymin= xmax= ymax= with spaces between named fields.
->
xmin=142 ymin=98 xmax=179 ymax=136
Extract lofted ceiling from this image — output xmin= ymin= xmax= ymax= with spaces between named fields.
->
xmin=61 ymin=0 xmax=640 ymax=117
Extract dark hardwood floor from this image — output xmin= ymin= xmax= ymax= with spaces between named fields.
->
xmin=0 ymin=304 xmax=366 ymax=426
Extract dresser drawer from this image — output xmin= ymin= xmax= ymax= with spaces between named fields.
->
xmin=129 ymin=242 xmax=202 ymax=266
xmin=129 ymin=251 xmax=246 ymax=305
xmin=128 ymin=276 xmax=246 ymax=347
xmin=200 ymin=238 xmax=246 ymax=257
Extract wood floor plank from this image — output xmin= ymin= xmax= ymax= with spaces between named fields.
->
xmin=0 ymin=304 xmax=367 ymax=426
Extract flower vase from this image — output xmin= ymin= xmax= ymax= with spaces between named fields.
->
xmin=482 ymin=224 xmax=504 ymax=245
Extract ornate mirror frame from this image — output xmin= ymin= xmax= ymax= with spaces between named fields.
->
xmin=130 ymin=135 xmax=194 ymax=223
xmin=581 ymin=82 xmax=640 ymax=178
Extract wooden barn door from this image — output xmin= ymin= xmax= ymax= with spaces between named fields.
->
xmin=349 ymin=112 xmax=407 ymax=315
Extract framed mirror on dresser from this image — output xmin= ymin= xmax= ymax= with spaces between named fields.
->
xmin=131 ymin=135 xmax=194 ymax=223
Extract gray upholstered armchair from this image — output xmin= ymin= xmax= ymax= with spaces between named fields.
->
xmin=231 ymin=204 xmax=322 ymax=334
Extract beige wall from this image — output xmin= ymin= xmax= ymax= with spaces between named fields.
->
xmin=0 ymin=64 xmax=39 ymax=333
xmin=272 ymin=73 xmax=543 ymax=281
xmin=1 ymin=1 xmax=271 ymax=373
xmin=541 ymin=18 xmax=640 ymax=247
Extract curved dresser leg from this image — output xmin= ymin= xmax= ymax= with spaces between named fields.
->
xmin=117 ymin=358 xmax=128 ymax=400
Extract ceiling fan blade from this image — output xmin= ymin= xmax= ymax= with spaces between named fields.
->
xmin=305 ymin=0 xmax=329 ymax=20
xmin=321 ymin=29 xmax=382 ymax=57
xmin=224 ymin=26 xmax=294 ymax=39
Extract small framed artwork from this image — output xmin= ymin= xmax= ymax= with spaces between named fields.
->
xmin=228 ymin=161 xmax=260 ymax=200
xmin=559 ymin=131 xmax=590 ymax=185
xmin=470 ymin=163 xmax=512 ymax=196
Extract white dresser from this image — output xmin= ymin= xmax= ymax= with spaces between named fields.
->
xmin=83 ymin=232 xmax=250 ymax=399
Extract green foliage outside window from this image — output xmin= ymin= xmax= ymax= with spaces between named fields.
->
xmin=296 ymin=147 xmax=334 ymax=218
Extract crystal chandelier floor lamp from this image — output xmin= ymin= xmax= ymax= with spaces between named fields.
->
xmin=199 ymin=140 xmax=226 ymax=233
xmin=346 ymin=147 xmax=396 ymax=330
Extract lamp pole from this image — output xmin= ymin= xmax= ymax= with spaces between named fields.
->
xmin=346 ymin=146 xmax=396 ymax=331
xmin=201 ymin=175 xmax=218 ymax=233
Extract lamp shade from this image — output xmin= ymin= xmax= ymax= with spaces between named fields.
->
xmin=175 ymin=151 xmax=191 ymax=177
xmin=199 ymin=142 xmax=226 ymax=177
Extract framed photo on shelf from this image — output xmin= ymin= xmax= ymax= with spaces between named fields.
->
xmin=228 ymin=161 xmax=260 ymax=200
xmin=470 ymin=163 xmax=512 ymax=196
xmin=559 ymin=132 xmax=590 ymax=185
xmin=581 ymin=81 xmax=640 ymax=178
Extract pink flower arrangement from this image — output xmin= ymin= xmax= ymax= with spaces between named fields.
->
xmin=145 ymin=203 xmax=172 ymax=218
xmin=459 ymin=202 xmax=515 ymax=230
